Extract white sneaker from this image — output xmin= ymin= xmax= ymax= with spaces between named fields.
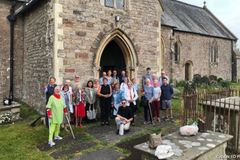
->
xmin=48 ymin=141 xmax=55 ymax=147
xmin=144 ymin=121 xmax=148 ymax=125
xmin=54 ymin=136 xmax=63 ymax=140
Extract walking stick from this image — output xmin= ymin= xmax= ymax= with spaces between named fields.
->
xmin=148 ymin=102 xmax=155 ymax=125
xmin=65 ymin=114 xmax=76 ymax=139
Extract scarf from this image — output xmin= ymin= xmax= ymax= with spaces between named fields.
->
xmin=53 ymin=93 xmax=61 ymax=99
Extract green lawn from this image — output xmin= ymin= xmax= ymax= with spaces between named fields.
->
xmin=0 ymin=104 xmax=53 ymax=160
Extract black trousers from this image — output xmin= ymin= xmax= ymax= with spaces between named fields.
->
xmin=143 ymin=101 xmax=152 ymax=122
xmin=45 ymin=111 xmax=49 ymax=128
xmin=129 ymin=102 xmax=137 ymax=123
xmin=100 ymin=98 xmax=111 ymax=123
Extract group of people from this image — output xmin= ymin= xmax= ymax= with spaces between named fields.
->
xmin=44 ymin=68 xmax=174 ymax=147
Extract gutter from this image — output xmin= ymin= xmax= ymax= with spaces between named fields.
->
xmin=14 ymin=0 xmax=39 ymax=17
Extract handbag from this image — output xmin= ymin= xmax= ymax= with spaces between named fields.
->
xmin=91 ymin=108 xmax=96 ymax=119
xmin=87 ymin=109 xmax=93 ymax=120
xmin=149 ymin=132 xmax=162 ymax=149
xmin=87 ymin=104 xmax=96 ymax=120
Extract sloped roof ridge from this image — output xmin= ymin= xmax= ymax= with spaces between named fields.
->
xmin=169 ymin=0 xmax=204 ymax=10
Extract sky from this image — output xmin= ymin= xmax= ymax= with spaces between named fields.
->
xmin=178 ymin=0 xmax=240 ymax=48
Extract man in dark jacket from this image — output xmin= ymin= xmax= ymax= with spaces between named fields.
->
xmin=115 ymin=99 xmax=133 ymax=135
xmin=161 ymin=77 xmax=173 ymax=121
xmin=45 ymin=76 xmax=57 ymax=127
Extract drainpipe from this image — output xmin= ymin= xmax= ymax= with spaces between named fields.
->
xmin=6 ymin=1 xmax=17 ymax=103
xmin=231 ymin=41 xmax=237 ymax=82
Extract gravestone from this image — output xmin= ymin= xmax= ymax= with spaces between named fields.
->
xmin=0 ymin=101 xmax=21 ymax=124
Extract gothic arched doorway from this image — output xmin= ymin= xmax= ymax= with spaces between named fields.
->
xmin=185 ymin=61 xmax=193 ymax=81
xmin=94 ymin=29 xmax=138 ymax=79
xmin=100 ymin=40 xmax=126 ymax=74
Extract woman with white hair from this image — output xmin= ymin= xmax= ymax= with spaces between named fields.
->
xmin=46 ymin=86 xmax=67 ymax=147
xmin=120 ymin=77 xmax=128 ymax=92
xmin=124 ymin=81 xmax=138 ymax=125
xmin=150 ymin=73 xmax=160 ymax=87
xmin=142 ymin=78 xmax=154 ymax=124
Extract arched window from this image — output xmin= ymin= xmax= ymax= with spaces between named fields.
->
xmin=105 ymin=0 xmax=125 ymax=9
xmin=210 ymin=40 xmax=218 ymax=63
xmin=174 ymin=42 xmax=180 ymax=63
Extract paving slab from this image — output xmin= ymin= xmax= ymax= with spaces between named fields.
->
xmin=75 ymin=148 xmax=124 ymax=160
xmin=87 ymin=124 xmax=145 ymax=144
xmin=50 ymin=141 xmax=96 ymax=159
xmin=37 ymin=133 xmax=86 ymax=151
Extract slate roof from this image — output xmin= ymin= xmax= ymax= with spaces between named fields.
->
xmin=161 ymin=0 xmax=237 ymax=40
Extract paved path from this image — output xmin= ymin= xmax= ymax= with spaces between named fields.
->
xmin=37 ymin=112 xmax=179 ymax=159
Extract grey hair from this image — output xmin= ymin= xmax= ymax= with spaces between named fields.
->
xmin=145 ymin=78 xmax=151 ymax=82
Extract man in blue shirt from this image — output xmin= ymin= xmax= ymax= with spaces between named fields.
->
xmin=142 ymin=67 xmax=152 ymax=87
xmin=161 ymin=77 xmax=174 ymax=121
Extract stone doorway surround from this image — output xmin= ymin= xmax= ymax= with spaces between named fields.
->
xmin=94 ymin=29 xmax=138 ymax=79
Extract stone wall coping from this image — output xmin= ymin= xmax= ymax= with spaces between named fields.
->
xmin=0 ymin=101 xmax=21 ymax=111
xmin=200 ymin=96 xmax=240 ymax=111
xmin=134 ymin=130 xmax=233 ymax=160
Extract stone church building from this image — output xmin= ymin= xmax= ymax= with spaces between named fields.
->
xmin=0 ymin=0 xmax=238 ymax=112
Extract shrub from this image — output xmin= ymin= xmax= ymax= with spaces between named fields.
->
xmin=217 ymin=77 xmax=223 ymax=82
xmin=193 ymin=74 xmax=201 ymax=85
xmin=201 ymin=75 xmax=210 ymax=85
xmin=210 ymin=80 xmax=218 ymax=86
xmin=209 ymin=75 xmax=217 ymax=81
xmin=219 ymin=80 xmax=231 ymax=88
xmin=176 ymin=80 xmax=186 ymax=87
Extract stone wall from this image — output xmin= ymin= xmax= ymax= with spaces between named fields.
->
xmin=56 ymin=0 xmax=162 ymax=84
xmin=236 ymin=49 xmax=240 ymax=82
xmin=0 ymin=1 xmax=24 ymax=103
xmin=162 ymin=26 xmax=233 ymax=82
xmin=22 ymin=0 xmax=54 ymax=113
xmin=0 ymin=0 xmax=11 ymax=103
xmin=14 ymin=17 xmax=24 ymax=100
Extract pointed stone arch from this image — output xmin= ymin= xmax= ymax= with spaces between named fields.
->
xmin=93 ymin=29 xmax=138 ymax=78
xmin=174 ymin=36 xmax=182 ymax=63
xmin=210 ymin=39 xmax=218 ymax=63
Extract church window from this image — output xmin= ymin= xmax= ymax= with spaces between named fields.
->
xmin=105 ymin=0 xmax=114 ymax=7
xmin=174 ymin=42 xmax=180 ymax=63
xmin=116 ymin=0 xmax=124 ymax=9
xmin=210 ymin=40 xmax=218 ymax=63
xmin=105 ymin=0 xmax=125 ymax=9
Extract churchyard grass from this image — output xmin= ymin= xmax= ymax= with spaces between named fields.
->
xmin=0 ymin=104 xmax=53 ymax=160
xmin=0 ymin=104 xmax=93 ymax=160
